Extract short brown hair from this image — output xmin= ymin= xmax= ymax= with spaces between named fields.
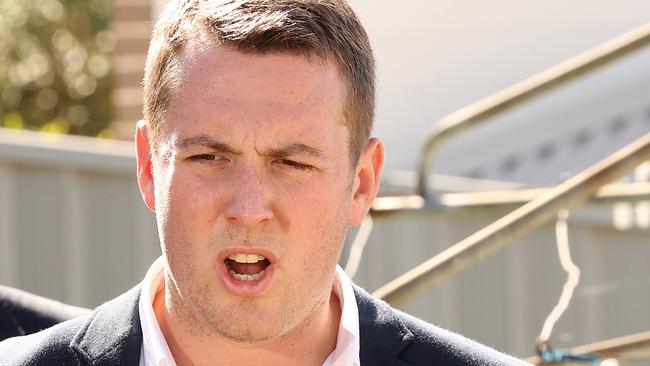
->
xmin=143 ymin=0 xmax=375 ymax=164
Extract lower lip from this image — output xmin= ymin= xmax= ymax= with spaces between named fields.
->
xmin=216 ymin=261 xmax=276 ymax=297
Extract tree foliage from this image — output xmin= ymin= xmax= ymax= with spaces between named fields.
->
xmin=0 ymin=0 xmax=114 ymax=137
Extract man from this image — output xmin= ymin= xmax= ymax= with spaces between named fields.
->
xmin=0 ymin=0 xmax=528 ymax=364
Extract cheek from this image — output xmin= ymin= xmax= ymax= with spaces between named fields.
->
xmin=281 ymin=174 xmax=352 ymax=248
xmin=155 ymin=169 xmax=221 ymax=256
xmin=168 ymin=168 xmax=223 ymax=219
xmin=159 ymin=178 xmax=218 ymax=288
xmin=281 ymin=176 xmax=350 ymax=219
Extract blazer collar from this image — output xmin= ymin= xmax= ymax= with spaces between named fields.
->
xmin=70 ymin=284 xmax=144 ymax=365
xmin=354 ymin=285 xmax=413 ymax=366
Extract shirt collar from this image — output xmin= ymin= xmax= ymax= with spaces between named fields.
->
xmin=139 ymin=256 xmax=361 ymax=366
xmin=323 ymin=265 xmax=361 ymax=366
xmin=138 ymin=256 xmax=176 ymax=366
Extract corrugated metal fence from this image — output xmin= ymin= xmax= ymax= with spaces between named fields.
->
xmin=0 ymin=129 xmax=159 ymax=307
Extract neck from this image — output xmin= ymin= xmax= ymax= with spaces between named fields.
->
xmin=153 ymin=286 xmax=341 ymax=366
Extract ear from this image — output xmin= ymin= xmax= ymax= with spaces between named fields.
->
xmin=135 ymin=120 xmax=156 ymax=212
xmin=349 ymin=138 xmax=384 ymax=225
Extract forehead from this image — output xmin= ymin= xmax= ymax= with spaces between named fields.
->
xmin=161 ymin=42 xmax=348 ymax=142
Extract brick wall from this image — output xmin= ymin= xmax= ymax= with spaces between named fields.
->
xmin=110 ymin=0 xmax=152 ymax=139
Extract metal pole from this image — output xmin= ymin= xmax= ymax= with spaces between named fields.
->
xmin=374 ymin=132 xmax=650 ymax=307
xmin=417 ymin=22 xmax=650 ymax=201
xmin=372 ymin=182 xmax=650 ymax=215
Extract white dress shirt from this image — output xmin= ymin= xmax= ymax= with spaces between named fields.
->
xmin=138 ymin=256 xmax=360 ymax=366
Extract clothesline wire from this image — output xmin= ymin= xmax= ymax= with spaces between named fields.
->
xmin=537 ymin=209 xmax=581 ymax=348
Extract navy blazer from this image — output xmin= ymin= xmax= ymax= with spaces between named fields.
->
xmin=0 ymin=285 xmax=90 ymax=342
xmin=0 ymin=284 xmax=528 ymax=365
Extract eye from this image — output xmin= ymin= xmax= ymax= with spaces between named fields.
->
xmin=188 ymin=154 xmax=224 ymax=162
xmin=279 ymin=159 xmax=313 ymax=171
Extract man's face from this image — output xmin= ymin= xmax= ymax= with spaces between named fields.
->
xmin=138 ymin=43 xmax=372 ymax=342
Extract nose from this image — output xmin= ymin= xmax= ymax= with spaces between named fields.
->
xmin=225 ymin=164 xmax=274 ymax=227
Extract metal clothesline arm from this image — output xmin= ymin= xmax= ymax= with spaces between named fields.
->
xmin=373 ymin=132 xmax=650 ymax=307
xmin=371 ymin=182 xmax=650 ymax=215
xmin=417 ymin=22 xmax=650 ymax=202
xmin=525 ymin=331 xmax=650 ymax=364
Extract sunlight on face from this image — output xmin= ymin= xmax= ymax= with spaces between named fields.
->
xmin=152 ymin=43 xmax=356 ymax=342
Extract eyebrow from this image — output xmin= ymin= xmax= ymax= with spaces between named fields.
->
xmin=178 ymin=135 xmax=241 ymax=155
xmin=178 ymin=135 xmax=325 ymax=160
xmin=264 ymin=143 xmax=325 ymax=160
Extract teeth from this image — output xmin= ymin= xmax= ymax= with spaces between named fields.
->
xmin=228 ymin=269 xmax=265 ymax=281
xmin=248 ymin=254 xmax=264 ymax=263
xmin=227 ymin=253 xmax=266 ymax=264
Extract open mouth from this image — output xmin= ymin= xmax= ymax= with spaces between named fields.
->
xmin=224 ymin=253 xmax=271 ymax=282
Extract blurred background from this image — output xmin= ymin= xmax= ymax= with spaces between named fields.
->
xmin=0 ymin=0 xmax=649 ymax=362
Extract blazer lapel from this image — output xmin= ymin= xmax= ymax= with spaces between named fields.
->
xmin=354 ymin=285 xmax=413 ymax=366
xmin=69 ymin=285 xmax=144 ymax=365
xmin=65 ymin=284 xmax=412 ymax=365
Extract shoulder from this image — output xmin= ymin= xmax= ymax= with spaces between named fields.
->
xmin=0 ymin=314 xmax=90 ymax=365
xmin=0 ymin=284 xmax=143 ymax=366
xmin=353 ymin=285 xmax=530 ymax=366
xmin=0 ymin=285 xmax=90 ymax=342
xmin=394 ymin=308 xmax=528 ymax=365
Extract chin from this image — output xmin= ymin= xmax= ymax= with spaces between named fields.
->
xmin=189 ymin=297 xmax=288 ymax=341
